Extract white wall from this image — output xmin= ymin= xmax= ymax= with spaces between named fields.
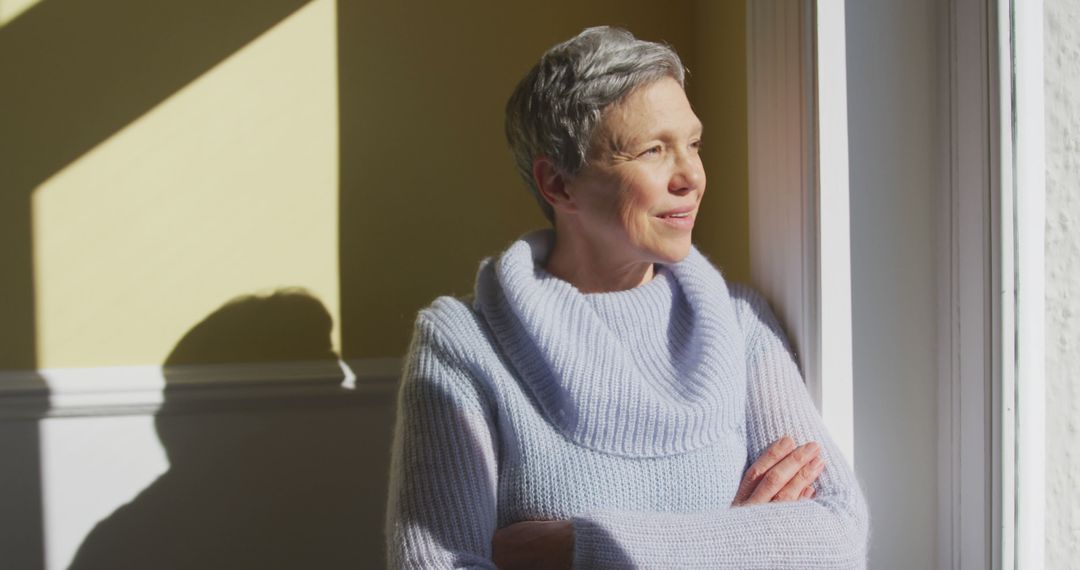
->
xmin=1044 ymin=0 xmax=1080 ymax=564
xmin=845 ymin=1 xmax=942 ymax=567
xmin=1 ymin=376 xmax=398 ymax=569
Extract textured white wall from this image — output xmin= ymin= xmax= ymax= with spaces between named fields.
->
xmin=1045 ymin=0 xmax=1080 ymax=565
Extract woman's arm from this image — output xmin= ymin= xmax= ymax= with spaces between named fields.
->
xmin=385 ymin=307 xmax=501 ymax=570
xmin=568 ymin=286 xmax=870 ymax=569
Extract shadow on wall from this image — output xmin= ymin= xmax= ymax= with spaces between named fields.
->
xmin=0 ymin=382 xmax=48 ymax=569
xmin=68 ymin=290 xmax=396 ymax=569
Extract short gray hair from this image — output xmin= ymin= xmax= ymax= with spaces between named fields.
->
xmin=505 ymin=26 xmax=687 ymax=221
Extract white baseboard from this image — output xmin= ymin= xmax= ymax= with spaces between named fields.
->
xmin=0 ymin=358 xmax=401 ymax=420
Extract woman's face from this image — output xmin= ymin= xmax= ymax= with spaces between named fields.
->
xmin=564 ymin=77 xmax=705 ymax=266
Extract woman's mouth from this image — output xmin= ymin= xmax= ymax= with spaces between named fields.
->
xmin=657 ymin=210 xmax=695 ymax=229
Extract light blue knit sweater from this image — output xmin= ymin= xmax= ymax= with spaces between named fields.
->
xmin=385 ymin=231 xmax=869 ymax=569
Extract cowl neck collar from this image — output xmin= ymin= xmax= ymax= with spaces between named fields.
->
xmin=475 ymin=230 xmax=745 ymax=457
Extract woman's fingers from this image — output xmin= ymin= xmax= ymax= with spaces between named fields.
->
xmin=732 ymin=437 xmax=825 ymax=507
xmin=745 ymin=441 xmax=821 ymax=505
xmin=733 ymin=436 xmax=795 ymax=505
xmin=774 ymin=456 xmax=825 ymax=502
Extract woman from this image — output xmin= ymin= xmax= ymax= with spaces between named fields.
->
xmin=385 ymin=26 xmax=869 ymax=569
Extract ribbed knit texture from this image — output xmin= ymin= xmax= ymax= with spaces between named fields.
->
xmin=385 ymin=230 xmax=870 ymax=569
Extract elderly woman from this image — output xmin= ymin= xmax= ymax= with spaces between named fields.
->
xmin=385 ymin=26 xmax=869 ymax=569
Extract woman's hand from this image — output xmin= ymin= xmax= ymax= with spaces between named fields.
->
xmin=732 ymin=436 xmax=825 ymax=506
xmin=491 ymin=520 xmax=573 ymax=570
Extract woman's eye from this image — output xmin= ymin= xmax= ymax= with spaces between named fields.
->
xmin=690 ymin=139 xmax=703 ymax=152
xmin=639 ymin=145 xmax=662 ymax=157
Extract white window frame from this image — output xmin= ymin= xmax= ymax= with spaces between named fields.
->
xmin=939 ymin=0 xmax=1002 ymax=568
xmin=1004 ymin=0 xmax=1045 ymax=567
xmin=749 ymin=1 xmax=1042 ymax=567
xmin=943 ymin=0 xmax=1045 ymax=568
xmin=747 ymin=0 xmax=854 ymax=466
xmin=941 ymin=0 xmax=997 ymax=565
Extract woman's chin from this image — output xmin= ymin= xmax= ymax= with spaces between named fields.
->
xmin=650 ymin=240 xmax=693 ymax=265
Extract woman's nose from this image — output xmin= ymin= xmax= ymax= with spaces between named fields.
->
xmin=669 ymin=152 xmax=705 ymax=195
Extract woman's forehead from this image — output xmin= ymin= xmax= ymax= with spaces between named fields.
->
xmin=594 ymin=79 xmax=702 ymax=147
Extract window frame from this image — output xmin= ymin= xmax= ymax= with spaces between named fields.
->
xmin=748 ymin=0 xmax=1039 ymax=567
xmin=746 ymin=0 xmax=855 ymax=467
xmin=1004 ymin=0 xmax=1046 ymax=567
xmin=939 ymin=0 xmax=1002 ymax=567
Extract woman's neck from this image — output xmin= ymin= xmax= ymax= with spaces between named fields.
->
xmin=544 ymin=229 xmax=655 ymax=293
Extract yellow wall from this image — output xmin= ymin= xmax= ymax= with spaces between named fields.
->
xmin=0 ymin=0 xmax=747 ymax=369
xmin=693 ymin=0 xmax=750 ymax=285
xmin=0 ymin=0 xmax=42 ymax=26
xmin=340 ymin=0 xmax=748 ymax=358
xmin=339 ymin=0 xmax=699 ymax=358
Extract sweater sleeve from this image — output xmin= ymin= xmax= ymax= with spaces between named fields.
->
xmin=385 ymin=307 xmax=500 ymax=570
xmin=570 ymin=286 xmax=870 ymax=569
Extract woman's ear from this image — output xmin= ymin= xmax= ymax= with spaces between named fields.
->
xmin=532 ymin=157 xmax=577 ymax=214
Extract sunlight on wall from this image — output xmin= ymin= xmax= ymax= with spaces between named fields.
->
xmin=31 ymin=0 xmax=338 ymax=368
xmin=0 ymin=0 xmax=42 ymax=27
xmin=41 ymin=415 xmax=168 ymax=569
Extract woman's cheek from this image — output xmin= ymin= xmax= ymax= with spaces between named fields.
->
xmin=616 ymin=194 xmax=652 ymax=244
